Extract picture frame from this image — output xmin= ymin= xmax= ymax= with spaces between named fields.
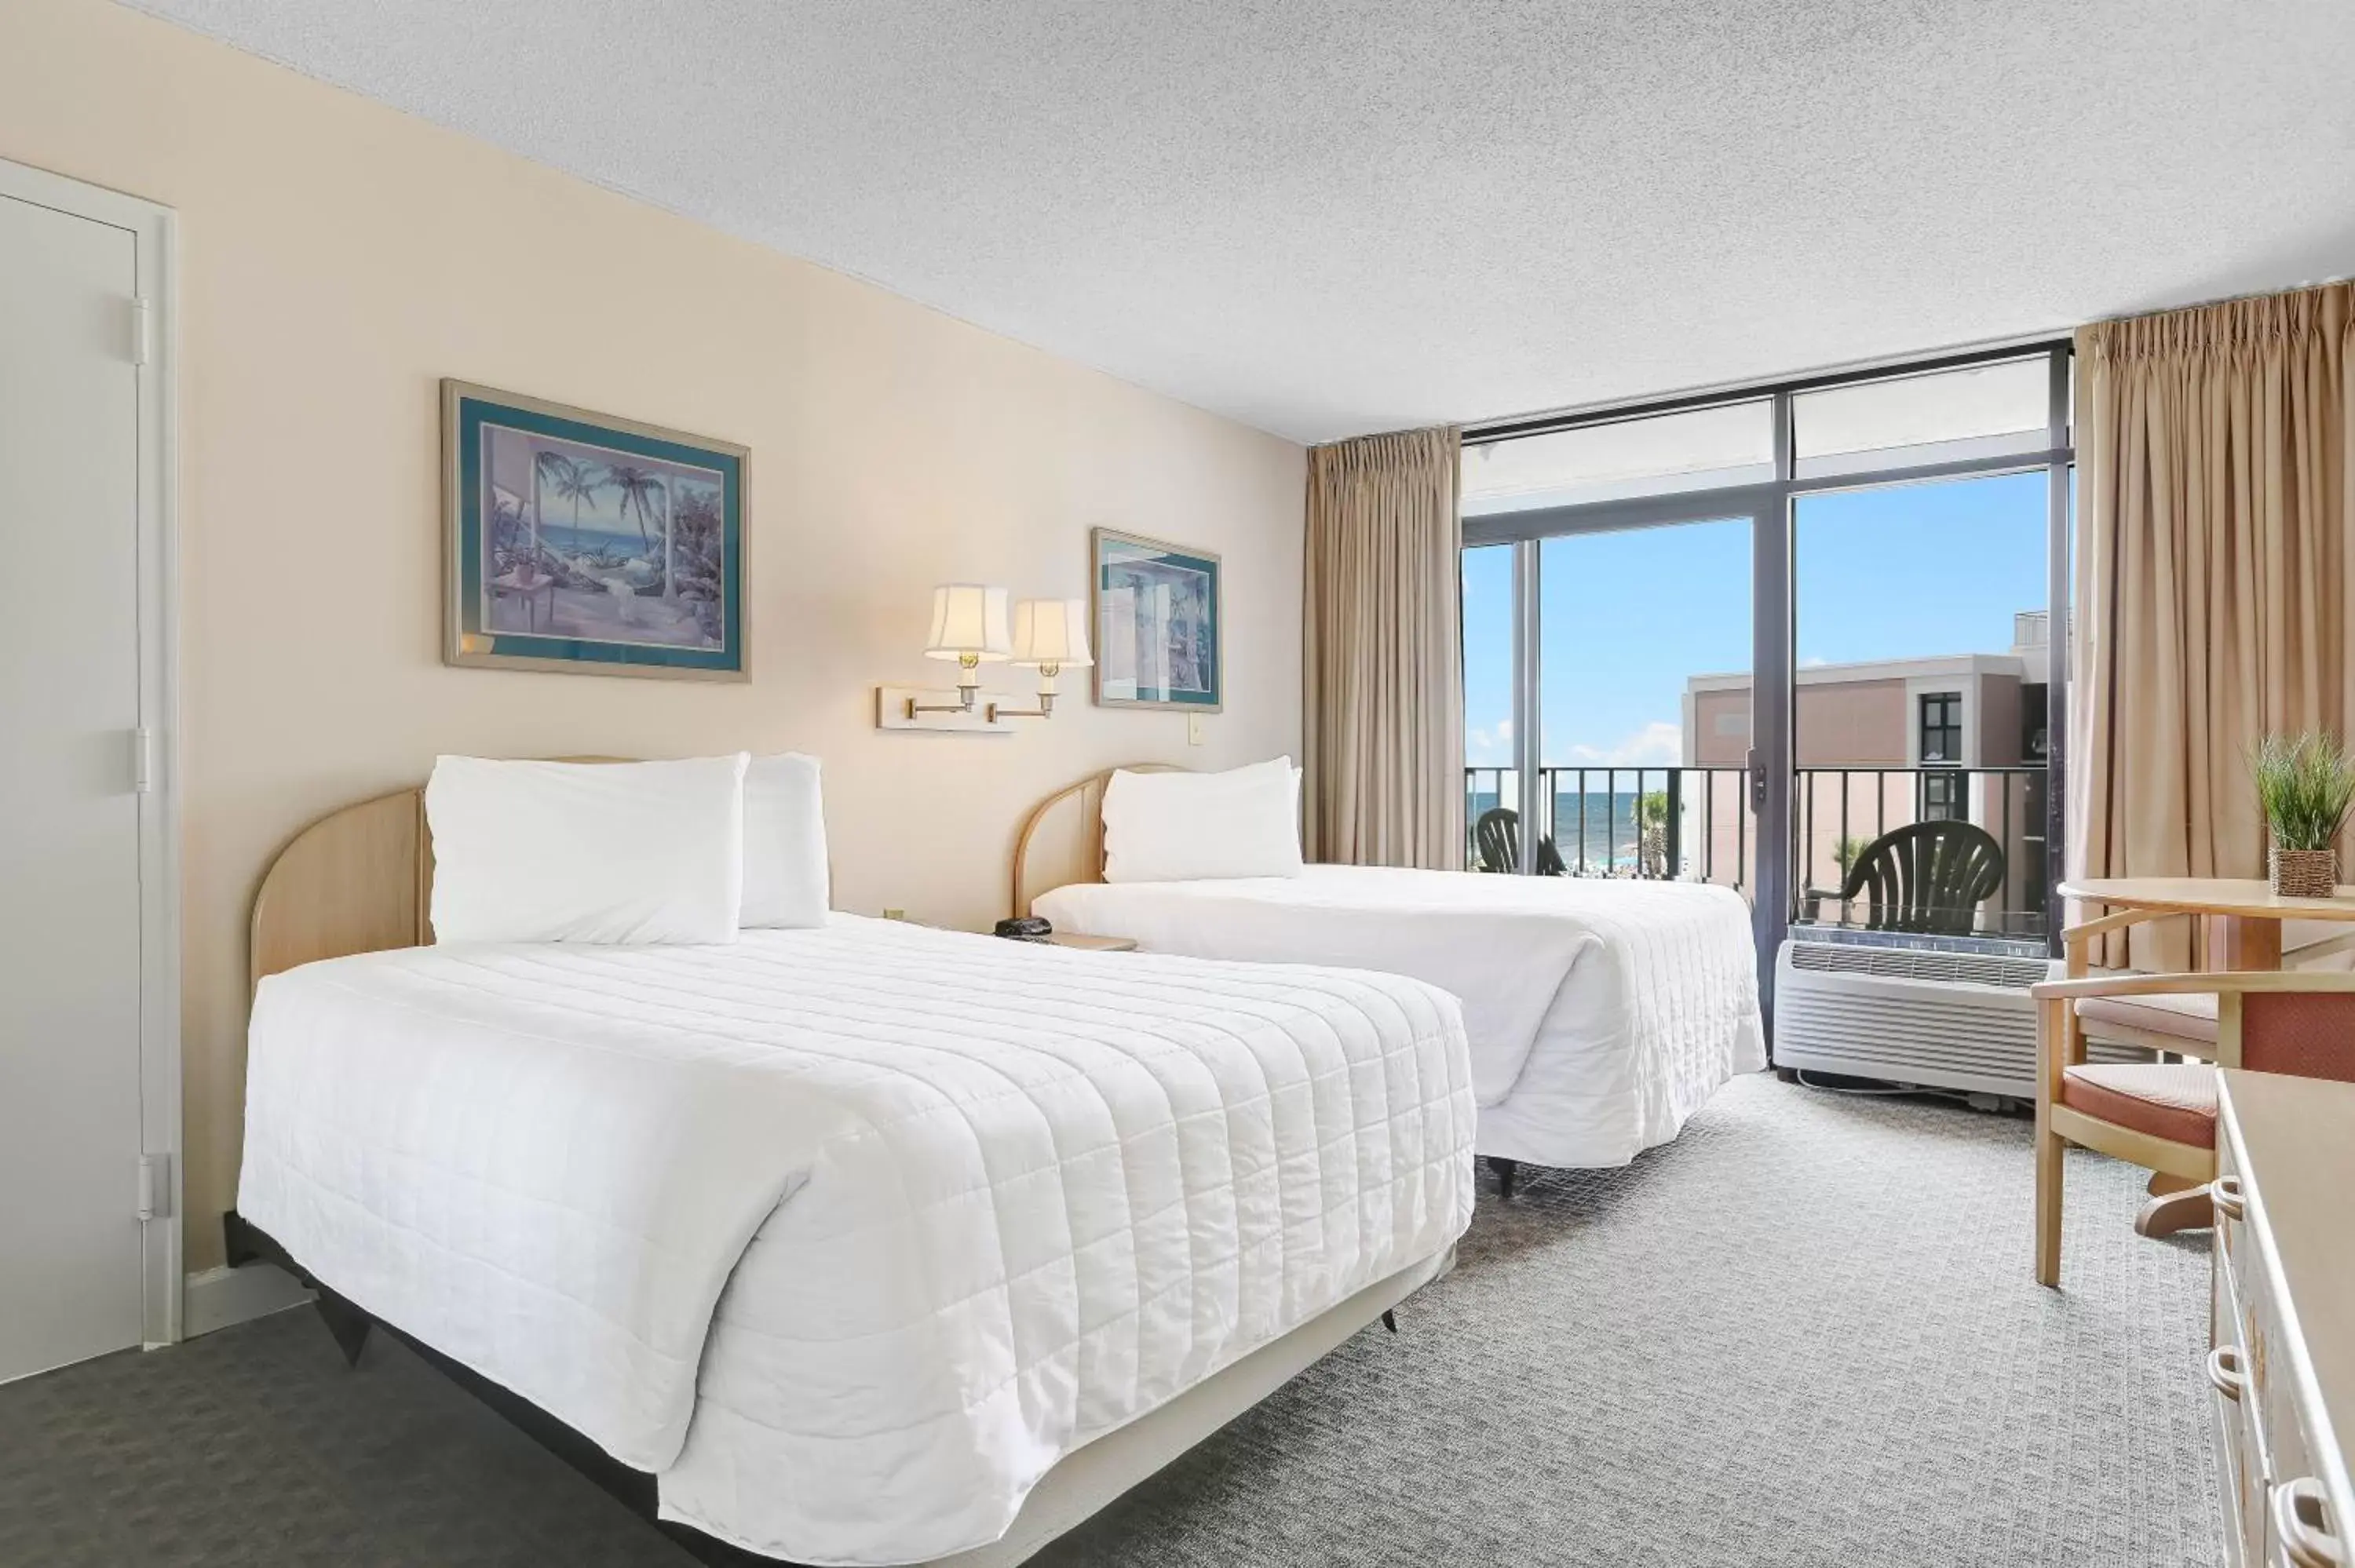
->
xmin=442 ymin=379 xmax=748 ymax=680
xmin=1090 ymin=527 xmax=1223 ymax=711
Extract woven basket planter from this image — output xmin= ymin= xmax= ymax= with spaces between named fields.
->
xmin=2269 ymin=846 xmax=2339 ymax=899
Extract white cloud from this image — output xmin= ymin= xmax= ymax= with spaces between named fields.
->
xmin=1465 ymin=717 xmax=1513 ymax=760
xmin=1561 ymin=720 xmax=1683 ymax=768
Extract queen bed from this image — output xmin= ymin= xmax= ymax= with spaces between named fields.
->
xmin=1017 ymin=764 xmax=1766 ymax=1188
xmin=228 ymin=766 xmax=1477 ymax=1568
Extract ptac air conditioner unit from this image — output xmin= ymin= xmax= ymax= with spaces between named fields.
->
xmin=1774 ymin=939 xmax=2146 ymax=1102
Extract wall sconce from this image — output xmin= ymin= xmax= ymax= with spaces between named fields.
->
xmin=989 ymin=599 xmax=1093 ymax=721
xmin=907 ymin=583 xmax=1010 ymax=719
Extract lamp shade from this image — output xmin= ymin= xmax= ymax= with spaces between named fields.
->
xmin=923 ymin=584 xmax=1011 ymax=662
xmin=1010 ymin=598 xmax=1093 ymax=668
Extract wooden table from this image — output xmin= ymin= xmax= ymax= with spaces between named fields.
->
xmin=2058 ymin=877 xmax=2355 ymax=1238
xmin=2059 ymin=877 xmax=2355 ymax=971
xmin=1038 ymin=932 xmax=1137 ymax=952
xmin=489 ymin=568 xmax=558 ymax=632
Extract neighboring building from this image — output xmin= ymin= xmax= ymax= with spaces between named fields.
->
xmin=1679 ymin=611 xmax=2052 ymax=934
xmin=1682 ymin=610 xmax=2050 ymax=771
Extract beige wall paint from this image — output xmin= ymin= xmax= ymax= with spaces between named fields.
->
xmin=2 ymin=0 xmax=1306 ymax=1269
xmin=1692 ymin=677 xmax=1910 ymax=767
xmin=1796 ymin=679 xmax=1908 ymax=768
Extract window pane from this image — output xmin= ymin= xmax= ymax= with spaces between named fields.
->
xmin=1462 ymin=401 xmax=1773 ymax=515
xmin=1539 ymin=518 xmax=1751 ymax=889
xmin=1461 ymin=544 xmax=1517 ymax=868
xmin=1791 ymin=471 xmax=2050 ymax=941
xmin=1792 ymin=357 xmax=2050 ymax=479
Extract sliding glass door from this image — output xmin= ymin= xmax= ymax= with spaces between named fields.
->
xmin=1460 ymin=345 xmax=2074 ymax=1027
xmin=1790 ymin=471 xmax=2054 ymax=940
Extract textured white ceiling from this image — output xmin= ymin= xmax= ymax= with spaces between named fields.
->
xmin=126 ymin=0 xmax=2355 ymax=443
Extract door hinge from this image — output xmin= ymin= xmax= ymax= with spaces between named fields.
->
xmin=137 ymin=1154 xmax=173 ymax=1221
xmin=133 ymin=727 xmax=158 ymax=794
xmin=129 ymin=296 xmax=152 ymax=366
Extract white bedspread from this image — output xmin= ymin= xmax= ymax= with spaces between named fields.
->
xmin=237 ymin=916 xmax=1474 ymax=1565
xmin=1035 ymin=866 xmax=1765 ymax=1169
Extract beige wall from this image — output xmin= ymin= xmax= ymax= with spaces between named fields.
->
xmin=1 ymin=0 xmax=1307 ymax=1270
xmin=1977 ymin=676 xmax=2023 ymax=766
xmin=1689 ymin=687 xmax=1751 ymax=766
xmin=1797 ymin=678 xmax=1908 ymax=767
xmin=1690 ymin=677 xmax=1911 ymax=767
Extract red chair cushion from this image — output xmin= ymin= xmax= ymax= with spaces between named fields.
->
xmin=2059 ymin=1063 xmax=2218 ymax=1148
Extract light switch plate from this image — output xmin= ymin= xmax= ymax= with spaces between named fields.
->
xmin=1187 ymin=713 xmax=1204 ymax=746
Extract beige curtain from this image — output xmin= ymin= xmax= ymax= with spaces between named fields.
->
xmin=1302 ymin=425 xmax=1466 ymax=867
xmin=2072 ymin=283 xmax=2355 ymax=965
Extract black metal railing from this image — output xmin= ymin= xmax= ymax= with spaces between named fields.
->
xmin=1793 ymin=764 xmax=2047 ymax=938
xmin=1464 ymin=763 xmax=2049 ymax=937
xmin=1466 ymin=765 xmax=1752 ymax=886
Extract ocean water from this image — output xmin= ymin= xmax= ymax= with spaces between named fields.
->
xmin=1552 ymin=791 xmax=1652 ymax=867
xmin=1466 ymin=789 xmax=1656 ymax=869
xmin=510 ymin=522 xmax=660 ymax=562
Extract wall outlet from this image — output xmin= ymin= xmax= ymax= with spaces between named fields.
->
xmin=882 ymin=907 xmax=906 ymax=921
xmin=1186 ymin=713 xmax=1204 ymax=746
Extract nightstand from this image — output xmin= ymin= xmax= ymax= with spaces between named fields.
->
xmin=1036 ymin=932 xmax=1138 ymax=952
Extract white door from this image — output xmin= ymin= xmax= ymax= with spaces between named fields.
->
xmin=0 ymin=187 xmax=148 ymax=1381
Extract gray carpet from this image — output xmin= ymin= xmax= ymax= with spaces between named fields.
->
xmin=0 ymin=1075 xmax=2218 ymax=1567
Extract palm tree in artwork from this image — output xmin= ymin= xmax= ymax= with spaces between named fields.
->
xmin=607 ymin=465 xmax=661 ymax=551
xmin=606 ymin=465 xmax=680 ymax=599
xmin=535 ymin=452 xmax=608 ymax=556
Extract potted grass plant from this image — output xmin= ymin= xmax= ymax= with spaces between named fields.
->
xmin=2251 ymin=731 xmax=2355 ymax=897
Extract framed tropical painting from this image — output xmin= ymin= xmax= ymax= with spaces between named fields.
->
xmin=442 ymin=380 xmax=747 ymax=680
xmin=1090 ymin=527 xmax=1222 ymax=711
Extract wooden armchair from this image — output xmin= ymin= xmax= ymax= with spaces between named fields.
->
xmin=2031 ymin=958 xmax=2355 ymax=1286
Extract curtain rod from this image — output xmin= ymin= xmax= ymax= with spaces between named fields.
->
xmin=1460 ymin=332 xmax=2075 ymax=447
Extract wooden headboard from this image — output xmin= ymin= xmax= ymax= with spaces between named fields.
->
xmin=254 ymin=758 xmax=1178 ymax=990
xmin=250 ymin=786 xmax=436 ymax=994
xmin=248 ymin=757 xmax=630 ymax=994
xmin=1008 ymin=763 xmax=1186 ymax=918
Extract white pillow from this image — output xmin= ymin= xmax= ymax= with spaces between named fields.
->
xmin=425 ymin=754 xmax=748 ymax=944
xmin=1101 ymin=758 xmax=1305 ymax=883
xmin=739 ymin=752 xmax=830 ymax=928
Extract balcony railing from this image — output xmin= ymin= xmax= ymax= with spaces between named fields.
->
xmin=1464 ymin=763 xmax=2049 ymax=938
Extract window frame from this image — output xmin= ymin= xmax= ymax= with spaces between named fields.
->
xmin=1919 ymin=691 xmax=1962 ymax=768
xmin=1460 ymin=341 xmax=2077 ymax=1005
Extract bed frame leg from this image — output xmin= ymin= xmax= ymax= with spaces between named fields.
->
xmin=225 ymin=1211 xmax=373 ymax=1369
xmin=1488 ymin=1157 xmax=1518 ymax=1202
xmin=1381 ymin=1308 xmax=1398 ymax=1335
xmin=222 ymin=1211 xmax=259 ymax=1269
xmin=313 ymin=1285 xmax=374 ymax=1369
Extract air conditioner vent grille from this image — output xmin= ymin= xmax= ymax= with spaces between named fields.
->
xmin=1787 ymin=941 xmax=2049 ymax=991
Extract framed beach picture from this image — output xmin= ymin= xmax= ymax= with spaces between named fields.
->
xmin=443 ymin=380 xmax=747 ymax=680
xmin=1090 ymin=527 xmax=1222 ymax=711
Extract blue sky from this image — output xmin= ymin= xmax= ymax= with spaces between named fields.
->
xmin=1465 ymin=470 xmax=2053 ymax=767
